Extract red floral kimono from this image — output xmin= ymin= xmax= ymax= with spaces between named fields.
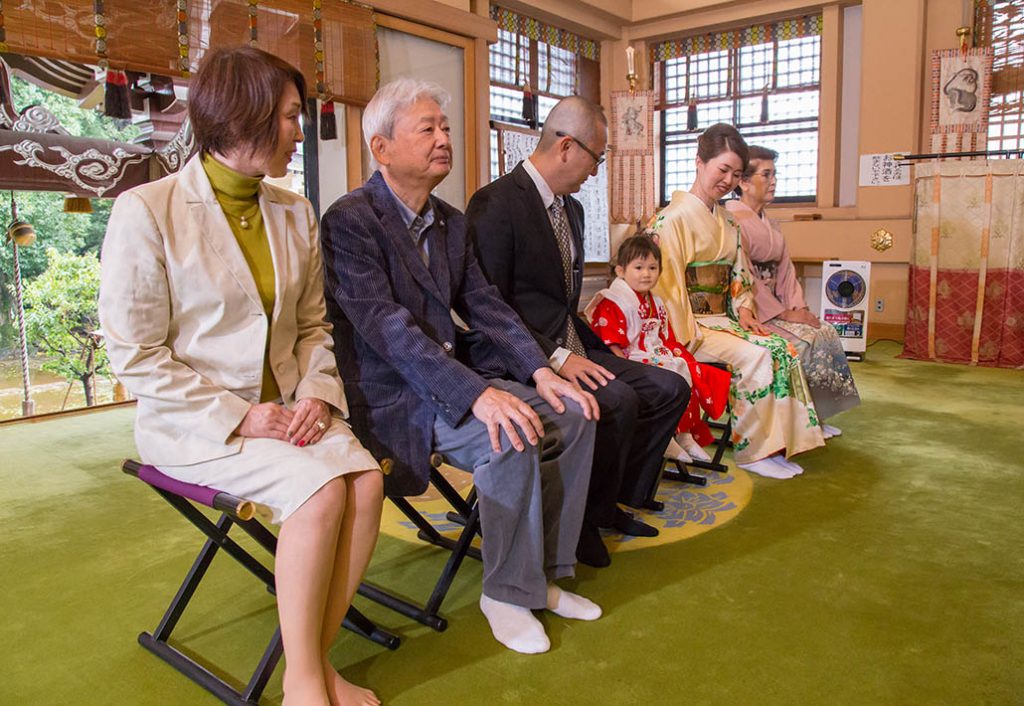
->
xmin=585 ymin=277 xmax=731 ymax=445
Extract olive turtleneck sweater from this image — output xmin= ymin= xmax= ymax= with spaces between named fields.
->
xmin=201 ymin=153 xmax=280 ymax=403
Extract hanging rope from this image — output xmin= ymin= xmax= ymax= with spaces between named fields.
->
xmin=248 ymin=0 xmax=259 ymax=47
xmin=313 ymin=0 xmax=336 ymax=139
xmin=176 ymin=0 xmax=190 ymax=77
xmin=94 ymin=0 xmax=131 ymax=118
xmin=10 ymin=237 xmax=32 ymax=406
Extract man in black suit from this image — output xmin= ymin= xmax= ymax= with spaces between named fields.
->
xmin=466 ymin=96 xmax=690 ymax=568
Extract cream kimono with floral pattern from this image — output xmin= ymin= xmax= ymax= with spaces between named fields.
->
xmin=651 ymin=191 xmax=824 ymax=462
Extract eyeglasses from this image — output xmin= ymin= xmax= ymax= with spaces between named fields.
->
xmin=555 ymin=130 xmax=606 ymax=166
xmin=753 ymin=170 xmax=778 ymax=181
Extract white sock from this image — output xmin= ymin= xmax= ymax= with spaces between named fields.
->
xmin=773 ymin=455 xmax=804 ymax=475
xmin=546 ymin=584 xmax=602 ymax=621
xmin=678 ymin=433 xmax=711 ymax=462
xmin=665 ymin=437 xmax=692 ymax=463
xmin=822 ymin=423 xmax=842 ymax=439
xmin=738 ymin=455 xmax=797 ymax=479
xmin=479 ymin=594 xmax=550 ymax=654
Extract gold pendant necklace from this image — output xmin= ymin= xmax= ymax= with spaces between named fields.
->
xmin=234 ymin=204 xmax=259 ymax=230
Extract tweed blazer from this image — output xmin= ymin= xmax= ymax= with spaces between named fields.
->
xmin=466 ymin=162 xmax=610 ymax=358
xmin=99 ymin=156 xmax=346 ymax=467
xmin=321 ymin=171 xmax=548 ymax=496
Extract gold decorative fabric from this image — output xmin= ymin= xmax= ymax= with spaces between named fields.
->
xmin=903 ymin=160 xmax=1024 ymax=367
xmin=685 ymin=263 xmax=731 ymax=316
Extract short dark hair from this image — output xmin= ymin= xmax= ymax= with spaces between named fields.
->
xmin=189 ymin=46 xmax=307 ymax=158
xmin=615 ymin=234 xmax=661 ymax=269
xmin=696 ymin=123 xmax=749 ymax=171
xmin=734 ymin=145 xmax=780 ymax=196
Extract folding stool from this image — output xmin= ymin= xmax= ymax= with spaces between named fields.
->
xmin=357 ymin=453 xmax=481 ymax=632
xmin=645 ymin=362 xmax=734 ymax=509
xmin=677 ymin=360 xmax=732 ymax=475
xmin=121 ymin=459 xmax=399 ymax=706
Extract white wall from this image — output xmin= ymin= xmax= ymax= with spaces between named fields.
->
xmin=377 ymin=27 xmax=467 ymax=208
xmin=317 ymin=100 xmax=348 ymax=216
xmin=838 ymin=5 xmax=863 ymax=208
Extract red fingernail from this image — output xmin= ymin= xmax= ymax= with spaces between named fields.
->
xmin=298 ymin=440 xmax=306 ymax=447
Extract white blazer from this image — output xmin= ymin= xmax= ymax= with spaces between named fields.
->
xmin=99 ymin=156 xmax=347 ymax=466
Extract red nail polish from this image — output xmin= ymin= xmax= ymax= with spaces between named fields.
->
xmin=298 ymin=440 xmax=306 ymax=447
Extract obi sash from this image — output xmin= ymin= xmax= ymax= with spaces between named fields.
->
xmin=685 ymin=261 xmax=731 ymax=316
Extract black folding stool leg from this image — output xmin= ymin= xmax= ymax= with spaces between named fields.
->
xmin=357 ymin=453 xmax=481 ymax=632
xmin=684 ymin=411 xmax=732 ymax=474
xmin=135 ymin=490 xmax=282 ymax=706
xmin=124 ymin=461 xmax=398 ymax=706
xmin=229 ymin=508 xmax=401 ymax=648
xmin=679 ymin=361 xmax=733 ymax=475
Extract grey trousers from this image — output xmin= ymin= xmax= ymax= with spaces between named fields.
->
xmin=432 ymin=378 xmax=595 ymax=609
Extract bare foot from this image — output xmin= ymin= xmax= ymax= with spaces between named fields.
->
xmin=324 ymin=666 xmax=380 ymax=706
xmin=282 ymin=676 xmax=331 ymax=706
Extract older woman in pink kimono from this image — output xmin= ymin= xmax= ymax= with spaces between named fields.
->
xmin=725 ymin=146 xmax=859 ymax=434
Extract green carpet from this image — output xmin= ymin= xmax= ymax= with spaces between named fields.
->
xmin=2 ymin=342 xmax=1022 ymax=705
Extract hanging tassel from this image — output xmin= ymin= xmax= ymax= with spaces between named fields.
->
xmin=0 ymin=3 xmax=6 ymax=109
xmin=104 ymin=69 xmax=132 ymax=119
xmin=62 ymin=195 xmax=94 ymax=213
xmin=320 ymin=101 xmax=337 ymax=140
xmin=522 ymin=83 xmax=537 ymax=129
xmin=686 ymin=99 xmax=698 ymax=131
xmin=760 ymin=88 xmax=769 ymax=124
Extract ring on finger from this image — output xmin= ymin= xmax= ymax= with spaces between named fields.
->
xmin=315 ymin=420 xmax=327 ymax=432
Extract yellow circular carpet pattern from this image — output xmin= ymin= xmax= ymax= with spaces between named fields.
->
xmin=379 ymin=464 xmax=752 ymax=553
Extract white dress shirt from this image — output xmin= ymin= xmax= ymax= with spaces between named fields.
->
xmin=522 ymin=157 xmax=575 ymax=371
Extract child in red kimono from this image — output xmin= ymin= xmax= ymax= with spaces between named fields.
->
xmin=585 ymin=235 xmax=731 ymax=462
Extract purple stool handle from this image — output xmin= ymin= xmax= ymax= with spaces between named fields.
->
xmin=122 ymin=459 xmax=257 ymax=520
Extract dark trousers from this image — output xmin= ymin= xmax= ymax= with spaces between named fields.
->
xmin=583 ymin=349 xmax=690 ymax=522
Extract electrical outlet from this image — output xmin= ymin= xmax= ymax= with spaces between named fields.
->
xmin=874 ymin=298 xmax=885 ymax=312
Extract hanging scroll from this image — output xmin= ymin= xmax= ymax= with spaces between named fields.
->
xmin=609 ymin=89 xmax=654 ymax=226
xmin=929 ymin=47 xmax=993 ymax=157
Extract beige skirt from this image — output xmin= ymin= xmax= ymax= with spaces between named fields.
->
xmin=157 ymin=418 xmax=380 ymax=524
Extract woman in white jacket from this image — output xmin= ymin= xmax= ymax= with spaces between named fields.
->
xmin=99 ymin=47 xmax=382 ymax=706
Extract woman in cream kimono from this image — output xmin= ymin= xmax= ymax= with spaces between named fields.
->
xmin=725 ymin=146 xmax=860 ymax=432
xmin=651 ymin=124 xmax=824 ymax=479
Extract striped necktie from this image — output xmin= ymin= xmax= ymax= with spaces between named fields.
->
xmin=548 ymin=198 xmax=586 ymax=357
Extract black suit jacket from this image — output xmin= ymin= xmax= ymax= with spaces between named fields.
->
xmin=466 ymin=162 xmax=610 ymax=358
xmin=320 ymin=171 xmax=548 ymax=496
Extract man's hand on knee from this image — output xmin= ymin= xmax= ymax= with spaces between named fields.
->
xmin=558 ymin=353 xmax=615 ymax=391
xmin=533 ymin=368 xmax=600 ymax=422
xmin=471 ymin=387 xmax=545 ymax=453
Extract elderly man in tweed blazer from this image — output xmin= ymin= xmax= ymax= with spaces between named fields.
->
xmin=320 ymin=78 xmax=603 ymax=655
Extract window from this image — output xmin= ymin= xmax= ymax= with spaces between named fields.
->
xmin=488 ymin=5 xmax=600 ymax=178
xmin=653 ymin=15 xmax=823 ymax=203
xmin=489 ymin=27 xmax=532 ymax=124
xmin=976 ymin=0 xmax=1024 ymax=151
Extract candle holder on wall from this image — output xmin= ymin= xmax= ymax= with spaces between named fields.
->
xmin=625 ymin=45 xmax=638 ymax=94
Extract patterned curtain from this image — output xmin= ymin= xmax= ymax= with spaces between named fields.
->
xmin=902 ymin=160 xmax=1024 ymax=367
xmin=490 ymin=5 xmax=600 ymax=61
xmin=649 ymin=14 xmax=821 ymax=62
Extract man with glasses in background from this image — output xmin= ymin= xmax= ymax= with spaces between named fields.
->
xmin=466 ymin=96 xmax=690 ymax=569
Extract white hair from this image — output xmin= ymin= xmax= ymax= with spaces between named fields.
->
xmin=362 ymin=78 xmax=450 ymax=168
